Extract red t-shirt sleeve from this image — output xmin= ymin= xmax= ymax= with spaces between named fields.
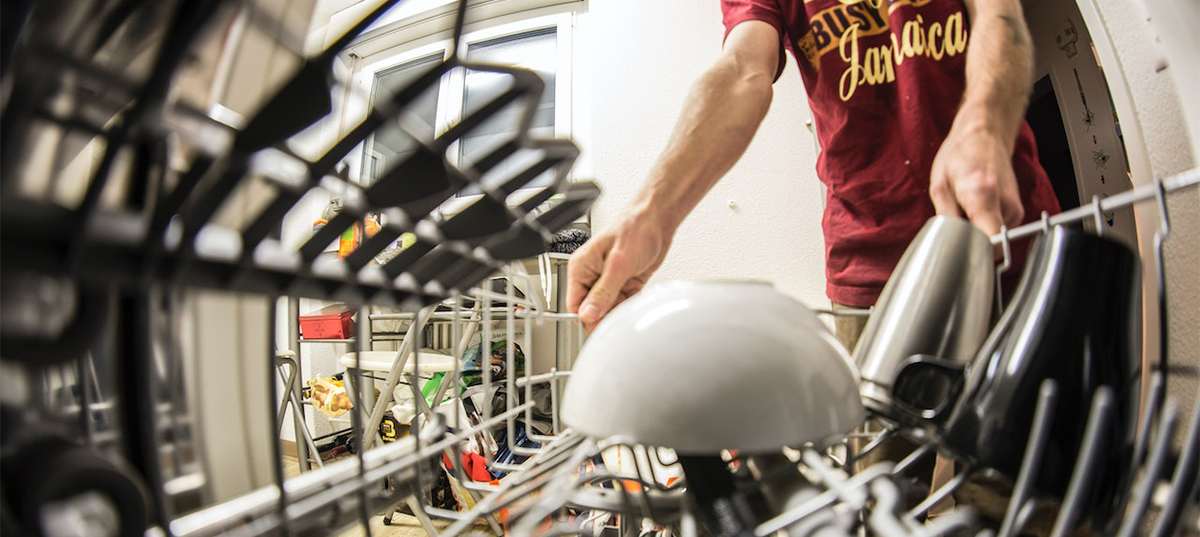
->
xmin=720 ymin=0 xmax=787 ymax=80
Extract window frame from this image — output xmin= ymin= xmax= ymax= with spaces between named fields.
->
xmin=346 ymin=7 xmax=577 ymax=213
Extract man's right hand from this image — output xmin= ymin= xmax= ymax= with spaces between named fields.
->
xmin=567 ymin=209 xmax=672 ymax=332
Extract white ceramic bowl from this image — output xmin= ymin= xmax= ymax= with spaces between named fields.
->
xmin=561 ymin=281 xmax=864 ymax=454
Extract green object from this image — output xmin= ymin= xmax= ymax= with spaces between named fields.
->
xmin=460 ymin=339 xmax=525 ymax=387
xmin=421 ymin=372 xmax=446 ymax=407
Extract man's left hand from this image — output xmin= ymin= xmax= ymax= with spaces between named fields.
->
xmin=929 ymin=121 xmax=1024 ymax=237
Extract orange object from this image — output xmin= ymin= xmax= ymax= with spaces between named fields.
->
xmin=336 ymin=218 xmax=382 ymax=259
xmin=337 ymin=224 xmax=357 ymax=259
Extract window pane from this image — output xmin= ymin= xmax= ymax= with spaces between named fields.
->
xmin=363 ymin=53 xmax=441 ymax=186
xmin=459 ymin=28 xmax=556 ymax=193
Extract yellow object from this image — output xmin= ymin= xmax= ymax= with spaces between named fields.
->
xmin=309 ymin=376 xmax=352 ymax=417
xmin=337 ymin=225 xmax=356 ymax=259
xmin=337 ymin=217 xmax=384 ymax=259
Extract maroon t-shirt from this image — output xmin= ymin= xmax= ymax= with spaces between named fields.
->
xmin=721 ymin=0 xmax=1060 ymax=307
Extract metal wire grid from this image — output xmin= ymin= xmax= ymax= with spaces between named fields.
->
xmin=0 ymin=0 xmax=596 ymax=535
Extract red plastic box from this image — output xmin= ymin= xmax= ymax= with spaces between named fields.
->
xmin=299 ymin=305 xmax=355 ymax=339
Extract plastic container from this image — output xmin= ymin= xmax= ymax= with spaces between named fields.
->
xmin=299 ymin=305 xmax=355 ymax=339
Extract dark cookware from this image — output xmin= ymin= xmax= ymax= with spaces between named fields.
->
xmin=893 ymin=226 xmax=1142 ymax=527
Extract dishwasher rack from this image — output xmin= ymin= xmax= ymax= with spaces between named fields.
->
xmin=2 ymin=0 xmax=1198 ymax=535
xmin=459 ymin=170 xmax=1199 ymax=537
xmin=0 ymin=0 xmax=595 ymax=535
xmin=164 ymin=172 xmax=1199 ymax=537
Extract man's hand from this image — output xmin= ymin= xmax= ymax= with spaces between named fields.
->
xmin=567 ymin=210 xmax=671 ymax=332
xmin=929 ymin=120 xmax=1024 ymax=236
xmin=565 ymin=20 xmax=780 ymax=332
xmin=931 ymin=0 xmax=1034 ymax=237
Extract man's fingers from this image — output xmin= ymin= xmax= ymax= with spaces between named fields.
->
xmin=929 ymin=176 xmax=963 ymax=220
xmin=1000 ymin=193 xmax=1025 ymax=229
xmin=957 ymin=179 xmax=1005 ymax=237
xmin=578 ymin=251 xmax=635 ymax=329
xmin=566 ymin=254 xmax=596 ymax=315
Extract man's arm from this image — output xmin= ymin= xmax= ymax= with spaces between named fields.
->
xmin=929 ymin=0 xmax=1034 ymax=235
xmin=567 ymin=20 xmax=780 ymax=331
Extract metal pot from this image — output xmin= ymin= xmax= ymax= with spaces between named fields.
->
xmin=853 ymin=216 xmax=994 ymax=422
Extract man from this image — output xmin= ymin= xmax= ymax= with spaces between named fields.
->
xmin=567 ymin=0 xmax=1063 ymax=526
xmin=566 ymin=0 xmax=1060 ymax=338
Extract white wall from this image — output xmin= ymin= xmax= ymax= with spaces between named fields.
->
xmin=585 ymin=0 xmax=830 ymax=309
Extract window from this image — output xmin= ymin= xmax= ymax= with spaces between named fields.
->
xmin=363 ymin=53 xmax=442 ymax=186
xmin=349 ymin=8 xmax=577 ymax=205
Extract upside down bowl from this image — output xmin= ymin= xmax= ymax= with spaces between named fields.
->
xmin=561 ymin=281 xmax=865 ymax=454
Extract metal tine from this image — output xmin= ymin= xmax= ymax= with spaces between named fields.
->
xmin=598 ymin=444 xmax=655 ymax=525
xmin=481 ymin=185 xmax=600 ymax=262
xmin=500 ymin=446 xmax=605 ymax=537
xmin=801 ymin=448 xmax=867 ymax=510
xmin=322 ymin=135 xmax=537 ymax=268
xmin=1132 ymin=375 xmax=1166 ymax=484
xmin=142 ymin=156 xmax=215 ymax=274
xmin=908 ymin=466 xmax=972 ymax=520
xmin=294 ymin=68 xmax=543 ymax=266
xmin=998 ymin=380 xmax=1060 ymax=537
xmin=502 ymin=278 xmax=532 ymax=459
xmin=1090 ymin=195 xmax=1106 ymax=237
xmin=635 ymin=444 xmax=665 ymax=521
xmin=867 ymin=479 xmax=927 ymax=537
xmin=522 ymin=295 xmax=541 ymax=446
xmin=360 ymin=307 xmax=429 ymax=452
xmin=480 ymin=292 xmax=495 ymax=469
xmin=352 ymin=305 xmax=373 ymax=536
xmin=1117 ymin=401 xmax=1179 ymax=537
xmin=1150 ymin=384 xmax=1200 ymax=537
xmin=298 ymin=132 xmax=523 ymax=268
xmin=121 ymin=290 xmax=173 ymax=531
xmin=442 ymin=152 xmax=570 ymax=242
xmin=1048 ymin=386 xmax=1115 ymax=537
xmin=848 ymin=426 xmax=897 ymax=467
xmin=449 ymin=0 xmax=470 ymax=59
xmin=755 ymin=463 xmax=895 ymax=536
xmin=69 ymin=0 xmax=228 ymax=267
xmin=442 ymin=433 xmax=595 ymax=537
xmin=265 ymin=299 xmax=290 ymax=537
xmin=993 ymin=224 xmax=1012 ymax=317
xmin=423 ymin=183 xmax=590 ymax=295
xmin=892 ymin=443 xmax=934 ymax=476
xmin=1151 ymin=178 xmax=1171 ymax=405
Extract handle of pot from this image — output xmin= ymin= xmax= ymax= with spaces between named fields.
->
xmin=890 ymin=355 xmax=966 ymax=425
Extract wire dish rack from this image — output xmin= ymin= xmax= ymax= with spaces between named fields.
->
xmin=2 ymin=0 xmax=1199 ymax=536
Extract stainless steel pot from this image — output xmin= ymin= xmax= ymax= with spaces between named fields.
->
xmin=853 ymin=216 xmax=994 ymax=420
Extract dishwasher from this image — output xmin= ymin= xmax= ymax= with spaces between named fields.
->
xmin=0 ymin=1 xmax=1197 ymax=536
